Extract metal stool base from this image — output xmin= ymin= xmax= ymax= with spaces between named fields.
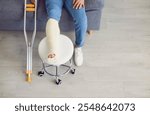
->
xmin=38 ymin=59 xmax=75 ymax=85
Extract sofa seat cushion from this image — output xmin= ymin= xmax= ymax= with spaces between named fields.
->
xmin=0 ymin=0 xmax=23 ymax=21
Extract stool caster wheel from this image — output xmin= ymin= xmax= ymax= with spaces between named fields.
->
xmin=70 ymin=69 xmax=75 ymax=74
xmin=56 ymin=79 xmax=62 ymax=85
xmin=38 ymin=71 xmax=44 ymax=77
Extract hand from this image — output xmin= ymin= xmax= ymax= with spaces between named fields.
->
xmin=73 ymin=0 xmax=85 ymax=9
xmin=31 ymin=0 xmax=35 ymax=4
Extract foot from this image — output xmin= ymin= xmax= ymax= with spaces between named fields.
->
xmin=74 ymin=47 xmax=83 ymax=66
xmin=47 ymin=53 xmax=57 ymax=64
xmin=48 ymin=53 xmax=56 ymax=59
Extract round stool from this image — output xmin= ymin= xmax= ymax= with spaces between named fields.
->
xmin=38 ymin=34 xmax=75 ymax=85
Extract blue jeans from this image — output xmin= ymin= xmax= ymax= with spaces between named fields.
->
xmin=45 ymin=0 xmax=87 ymax=47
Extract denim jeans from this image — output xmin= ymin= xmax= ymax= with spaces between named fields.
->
xmin=45 ymin=0 xmax=87 ymax=47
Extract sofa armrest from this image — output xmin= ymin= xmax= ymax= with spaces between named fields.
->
xmin=85 ymin=0 xmax=104 ymax=10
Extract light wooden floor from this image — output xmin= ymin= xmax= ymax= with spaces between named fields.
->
xmin=0 ymin=0 xmax=150 ymax=97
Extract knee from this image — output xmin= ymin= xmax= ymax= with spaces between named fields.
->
xmin=46 ymin=6 xmax=62 ymax=21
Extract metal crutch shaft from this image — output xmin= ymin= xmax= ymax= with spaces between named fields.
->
xmin=24 ymin=0 xmax=37 ymax=82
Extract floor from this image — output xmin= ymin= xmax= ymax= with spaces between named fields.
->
xmin=0 ymin=0 xmax=150 ymax=97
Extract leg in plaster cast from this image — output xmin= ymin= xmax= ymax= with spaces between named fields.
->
xmin=46 ymin=18 xmax=60 ymax=60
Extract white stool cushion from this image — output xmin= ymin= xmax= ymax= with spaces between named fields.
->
xmin=38 ymin=34 xmax=74 ymax=66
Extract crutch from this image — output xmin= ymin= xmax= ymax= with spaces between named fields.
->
xmin=24 ymin=0 xmax=37 ymax=82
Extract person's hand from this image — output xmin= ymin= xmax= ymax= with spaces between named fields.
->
xmin=73 ymin=0 xmax=85 ymax=9
xmin=31 ymin=0 xmax=35 ymax=4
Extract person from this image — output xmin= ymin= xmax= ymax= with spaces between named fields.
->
xmin=32 ymin=0 xmax=87 ymax=66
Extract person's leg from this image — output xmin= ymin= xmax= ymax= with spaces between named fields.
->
xmin=46 ymin=19 xmax=60 ymax=59
xmin=45 ymin=0 xmax=63 ymax=59
xmin=64 ymin=0 xmax=87 ymax=66
xmin=45 ymin=0 xmax=63 ymax=21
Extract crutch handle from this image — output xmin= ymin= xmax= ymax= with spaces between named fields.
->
xmin=26 ymin=8 xmax=35 ymax=12
xmin=26 ymin=3 xmax=35 ymax=12
xmin=26 ymin=4 xmax=35 ymax=8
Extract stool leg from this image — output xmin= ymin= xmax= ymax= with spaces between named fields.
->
xmin=55 ymin=66 xmax=61 ymax=85
xmin=56 ymin=66 xmax=59 ymax=82
xmin=37 ymin=61 xmax=45 ymax=77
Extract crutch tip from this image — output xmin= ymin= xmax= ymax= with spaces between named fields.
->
xmin=26 ymin=74 xmax=32 ymax=83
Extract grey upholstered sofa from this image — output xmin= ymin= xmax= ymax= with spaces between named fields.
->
xmin=0 ymin=0 xmax=104 ymax=31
